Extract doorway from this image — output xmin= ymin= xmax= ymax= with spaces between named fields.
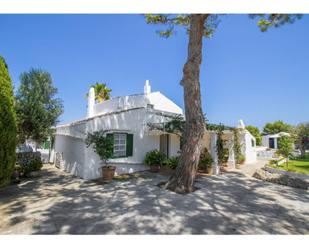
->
xmin=160 ymin=134 xmax=169 ymax=158
xmin=269 ymin=138 xmax=275 ymax=149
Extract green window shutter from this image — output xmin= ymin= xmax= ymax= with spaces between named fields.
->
xmin=126 ymin=134 xmax=133 ymax=157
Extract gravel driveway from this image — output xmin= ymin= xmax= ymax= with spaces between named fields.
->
xmin=0 ymin=164 xmax=308 ymax=234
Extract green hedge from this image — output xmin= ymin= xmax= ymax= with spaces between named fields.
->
xmin=0 ymin=56 xmax=17 ymax=187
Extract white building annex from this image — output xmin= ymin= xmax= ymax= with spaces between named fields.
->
xmin=262 ymin=132 xmax=291 ymax=149
xmin=54 ymin=81 xmax=257 ymax=180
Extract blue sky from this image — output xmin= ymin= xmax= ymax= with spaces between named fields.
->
xmin=1 ymin=14 xmax=308 ymax=129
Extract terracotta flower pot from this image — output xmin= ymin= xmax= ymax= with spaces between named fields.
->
xmin=102 ymin=166 xmax=116 ymax=181
xmin=206 ymin=167 xmax=213 ymax=175
xmin=150 ymin=164 xmax=160 ymax=173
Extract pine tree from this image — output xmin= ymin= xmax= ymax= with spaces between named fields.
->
xmin=0 ymin=56 xmax=17 ymax=187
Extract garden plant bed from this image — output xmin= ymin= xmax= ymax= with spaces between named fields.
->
xmin=269 ymin=154 xmax=309 ymax=175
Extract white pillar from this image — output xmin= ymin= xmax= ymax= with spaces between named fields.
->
xmin=227 ymin=138 xmax=236 ymax=168
xmin=274 ymin=138 xmax=278 ymax=149
xmin=87 ymin=87 xmax=95 ymax=118
xmin=144 ymin=80 xmax=151 ymax=95
xmin=210 ymin=132 xmax=220 ymax=175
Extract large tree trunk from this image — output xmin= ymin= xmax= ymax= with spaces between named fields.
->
xmin=165 ymin=14 xmax=207 ymax=194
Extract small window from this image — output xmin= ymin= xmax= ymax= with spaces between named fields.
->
xmin=147 ymin=104 xmax=154 ymax=109
xmin=113 ymin=133 xmax=127 ymax=157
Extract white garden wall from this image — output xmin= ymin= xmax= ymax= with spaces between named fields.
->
xmin=54 ymin=135 xmax=86 ymax=177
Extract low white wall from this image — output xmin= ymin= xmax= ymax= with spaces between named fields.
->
xmin=243 ymin=131 xmax=257 ymax=163
xmin=55 ymin=135 xmax=86 ymax=178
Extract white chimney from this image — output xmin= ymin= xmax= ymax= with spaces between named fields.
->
xmin=237 ymin=119 xmax=245 ymax=129
xmin=87 ymin=87 xmax=95 ymax=118
xmin=144 ymin=80 xmax=151 ymax=95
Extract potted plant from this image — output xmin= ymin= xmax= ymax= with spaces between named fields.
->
xmin=144 ymin=150 xmax=166 ymax=172
xmin=198 ymin=148 xmax=213 ymax=174
xmin=237 ymin=154 xmax=246 ymax=165
xmin=85 ymin=130 xmax=115 ymax=181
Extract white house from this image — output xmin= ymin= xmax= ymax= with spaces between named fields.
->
xmin=54 ymin=81 xmax=257 ymax=180
xmin=54 ymin=81 xmax=183 ymax=180
xmin=262 ymin=132 xmax=291 ymax=149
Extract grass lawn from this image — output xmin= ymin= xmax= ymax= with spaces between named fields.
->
xmin=271 ymin=154 xmax=309 ymax=175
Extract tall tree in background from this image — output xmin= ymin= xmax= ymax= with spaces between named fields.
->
xmin=295 ymin=122 xmax=309 ymax=158
xmin=88 ymin=82 xmax=112 ymax=103
xmin=0 ymin=56 xmax=17 ymax=187
xmin=246 ymin=125 xmax=262 ymax=146
xmin=16 ymin=69 xmax=63 ymax=147
xmin=146 ymin=14 xmax=301 ymax=193
xmin=263 ymin=120 xmax=292 ymax=135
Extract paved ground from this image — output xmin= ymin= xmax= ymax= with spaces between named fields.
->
xmin=0 ymin=164 xmax=308 ymax=234
xmin=230 ymin=159 xmax=269 ymax=176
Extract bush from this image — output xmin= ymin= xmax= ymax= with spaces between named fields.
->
xmin=198 ymin=148 xmax=213 ymax=171
xmin=269 ymin=159 xmax=279 ymax=165
xmin=144 ymin=150 xmax=166 ymax=166
xmin=164 ymin=156 xmax=180 ymax=169
xmin=222 ymin=148 xmax=229 ymax=165
xmin=16 ymin=152 xmax=43 ymax=176
xmin=0 ymin=56 xmax=17 ymax=187
xmin=237 ymin=154 xmax=246 ymax=164
xmin=85 ymin=131 xmax=114 ymax=167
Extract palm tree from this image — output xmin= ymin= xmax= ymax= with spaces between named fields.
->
xmin=87 ymin=82 xmax=111 ymax=103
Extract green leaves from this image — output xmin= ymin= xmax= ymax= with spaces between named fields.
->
xmin=85 ymin=131 xmax=114 ymax=165
xmin=16 ymin=68 xmax=63 ymax=144
xmin=0 ymin=56 xmax=17 ymax=187
xmin=144 ymin=150 xmax=166 ymax=166
xmin=251 ymin=14 xmax=303 ymax=32
xmin=246 ymin=125 xmax=262 ymax=146
xmin=278 ymin=136 xmax=294 ymax=159
xmin=88 ymin=82 xmax=111 ymax=103
xmin=262 ymin=120 xmax=292 ymax=135
xmin=145 ymin=14 xmax=219 ymax=39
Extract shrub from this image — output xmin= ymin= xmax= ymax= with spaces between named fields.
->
xmin=16 ymin=152 xmax=43 ymax=176
xmin=144 ymin=150 xmax=166 ymax=166
xmin=278 ymin=136 xmax=294 ymax=167
xmin=0 ymin=56 xmax=17 ymax=187
xmin=237 ymin=154 xmax=246 ymax=164
xmin=85 ymin=131 xmax=114 ymax=167
xmin=269 ymin=159 xmax=278 ymax=165
xmin=222 ymin=148 xmax=229 ymax=165
xmin=164 ymin=156 xmax=180 ymax=169
xmin=198 ymin=148 xmax=213 ymax=171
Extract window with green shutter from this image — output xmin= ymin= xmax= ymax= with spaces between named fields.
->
xmin=109 ymin=133 xmax=133 ymax=158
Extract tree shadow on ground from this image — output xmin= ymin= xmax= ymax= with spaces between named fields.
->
xmin=0 ymin=165 xmax=308 ymax=234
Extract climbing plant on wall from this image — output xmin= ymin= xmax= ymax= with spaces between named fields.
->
xmin=216 ymin=124 xmax=226 ymax=165
xmin=233 ymin=128 xmax=242 ymax=164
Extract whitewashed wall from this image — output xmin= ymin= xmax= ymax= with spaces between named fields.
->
xmin=243 ymin=131 xmax=257 ymax=163
xmin=54 ymin=135 xmax=86 ymax=177
xmin=93 ymin=92 xmax=182 ymax=117
xmin=169 ymin=134 xmax=181 ymax=157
